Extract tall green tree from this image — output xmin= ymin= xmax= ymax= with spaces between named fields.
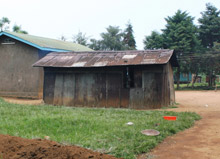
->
xmin=162 ymin=10 xmax=200 ymax=53
xmin=0 ymin=17 xmax=10 ymax=31
xmin=162 ymin=10 xmax=201 ymax=89
xmin=123 ymin=22 xmax=136 ymax=50
xmin=73 ymin=31 xmax=89 ymax=46
xmin=198 ymin=4 xmax=220 ymax=86
xmin=198 ymin=3 xmax=220 ymax=48
xmin=13 ymin=24 xmax=28 ymax=34
xmin=100 ymin=25 xmax=124 ymax=50
xmin=143 ymin=31 xmax=164 ymax=49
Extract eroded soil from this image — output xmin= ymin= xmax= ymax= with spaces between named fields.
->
xmin=0 ymin=134 xmax=120 ymax=159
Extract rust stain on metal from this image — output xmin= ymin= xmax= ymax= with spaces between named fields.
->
xmin=33 ymin=49 xmax=177 ymax=68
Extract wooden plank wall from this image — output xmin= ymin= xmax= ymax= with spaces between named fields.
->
xmin=44 ymin=72 xmax=124 ymax=108
xmin=43 ymin=65 xmax=173 ymax=109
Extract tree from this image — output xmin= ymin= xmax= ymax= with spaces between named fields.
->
xmin=59 ymin=35 xmax=67 ymax=41
xmin=162 ymin=10 xmax=200 ymax=53
xmin=198 ymin=4 xmax=220 ymax=86
xmin=0 ymin=17 xmax=10 ymax=31
xmin=73 ymin=31 xmax=89 ymax=46
xmin=198 ymin=3 xmax=220 ymax=48
xmin=12 ymin=24 xmax=28 ymax=34
xmin=203 ymin=43 xmax=220 ymax=87
xmin=88 ymin=38 xmax=102 ymax=50
xmin=123 ymin=22 xmax=136 ymax=50
xmin=143 ymin=31 xmax=164 ymax=49
xmin=100 ymin=25 xmax=124 ymax=50
xmin=162 ymin=10 xmax=201 ymax=89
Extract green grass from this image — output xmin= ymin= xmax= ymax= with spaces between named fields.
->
xmin=174 ymin=82 xmax=219 ymax=90
xmin=0 ymin=98 xmax=200 ymax=159
xmin=161 ymin=105 xmax=178 ymax=109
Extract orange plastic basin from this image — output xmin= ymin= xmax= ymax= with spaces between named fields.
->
xmin=163 ymin=116 xmax=177 ymax=120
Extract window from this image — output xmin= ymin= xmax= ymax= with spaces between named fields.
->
xmin=123 ymin=67 xmax=142 ymax=88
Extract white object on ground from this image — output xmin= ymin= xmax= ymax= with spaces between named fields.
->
xmin=141 ymin=129 xmax=160 ymax=136
xmin=205 ymin=104 xmax=209 ymax=107
xmin=126 ymin=122 xmax=134 ymax=126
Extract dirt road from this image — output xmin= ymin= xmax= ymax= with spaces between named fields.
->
xmin=143 ymin=90 xmax=220 ymax=159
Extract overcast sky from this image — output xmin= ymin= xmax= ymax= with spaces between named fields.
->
xmin=1 ymin=0 xmax=220 ymax=49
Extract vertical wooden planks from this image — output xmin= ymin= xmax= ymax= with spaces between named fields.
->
xmin=63 ymin=74 xmax=75 ymax=106
xmin=74 ymin=73 xmax=85 ymax=106
xmin=168 ymin=63 xmax=175 ymax=105
xmin=129 ymin=88 xmax=144 ymax=109
xmin=153 ymin=73 xmax=163 ymax=108
xmin=43 ymin=73 xmax=55 ymax=105
xmin=74 ymin=73 xmax=96 ymax=107
xmin=84 ymin=73 xmax=96 ymax=107
xmin=106 ymin=73 xmax=121 ymax=108
xmin=120 ymin=88 xmax=129 ymax=108
xmin=53 ymin=74 xmax=64 ymax=105
xmin=142 ymin=72 xmax=163 ymax=109
xmin=93 ymin=73 xmax=106 ymax=107
xmin=143 ymin=72 xmax=155 ymax=109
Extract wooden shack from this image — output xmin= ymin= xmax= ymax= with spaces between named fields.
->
xmin=33 ymin=50 xmax=178 ymax=109
xmin=0 ymin=31 xmax=92 ymax=98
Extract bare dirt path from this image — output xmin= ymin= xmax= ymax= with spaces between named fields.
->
xmin=3 ymin=97 xmax=43 ymax=105
xmin=140 ymin=90 xmax=220 ymax=159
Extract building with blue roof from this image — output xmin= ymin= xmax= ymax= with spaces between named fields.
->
xmin=0 ymin=31 xmax=92 ymax=98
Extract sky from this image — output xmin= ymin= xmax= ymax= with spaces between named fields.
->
xmin=1 ymin=0 xmax=220 ymax=49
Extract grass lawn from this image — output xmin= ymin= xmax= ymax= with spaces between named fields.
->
xmin=0 ymin=98 xmax=200 ymax=159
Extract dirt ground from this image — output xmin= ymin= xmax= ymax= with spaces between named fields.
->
xmin=139 ymin=90 xmax=220 ymax=159
xmin=3 ymin=97 xmax=43 ymax=105
xmin=0 ymin=134 xmax=120 ymax=159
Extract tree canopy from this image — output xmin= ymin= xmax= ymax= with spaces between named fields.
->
xmin=13 ymin=24 xmax=28 ymax=34
xmin=123 ymin=22 xmax=136 ymax=50
xmin=100 ymin=25 xmax=124 ymax=50
xmin=162 ymin=10 xmax=200 ymax=53
xmin=0 ymin=17 xmax=10 ymax=31
xmin=73 ymin=31 xmax=89 ymax=46
xmin=198 ymin=3 xmax=220 ymax=48
xmin=143 ymin=31 xmax=164 ymax=49
xmin=88 ymin=24 xmax=136 ymax=51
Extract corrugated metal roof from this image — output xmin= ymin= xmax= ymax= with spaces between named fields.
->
xmin=0 ymin=31 xmax=93 ymax=52
xmin=33 ymin=49 xmax=178 ymax=67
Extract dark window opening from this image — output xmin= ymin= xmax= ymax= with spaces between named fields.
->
xmin=123 ymin=67 xmax=143 ymax=88
xmin=1 ymin=38 xmax=15 ymax=45
xmin=123 ymin=67 xmax=134 ymax=88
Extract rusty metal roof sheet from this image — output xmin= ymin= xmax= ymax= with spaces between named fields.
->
xmin=33 ymin=49 xmax=178 ymax=68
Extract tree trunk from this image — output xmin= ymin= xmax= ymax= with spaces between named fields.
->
xmin=187 ymin=74 xmax=190 ymax=87
xmin=176 ymin=67 xmax=180 ymax=90
xmin=192 ymin=73 xmax=198 ymax=88
xmin=208 ymin=71 xmax=212 ymax=87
